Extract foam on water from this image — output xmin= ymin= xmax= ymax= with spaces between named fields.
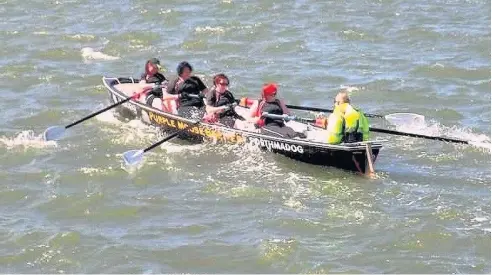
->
xmin=339 ymin=85 xmax=361 ymax=93
xmin=159 ymin=142 xmax=207 ymax=154
xmin=195 ymin=26 xmax=226 ymax=34
xmin=79 ymin=166 xmax=115 ymax=177
xmin=0 ymin=130 xmax=58 ymax=149
xmin=395 ymin=120 xmax=491 ymax=151
xmin=94 ymin=109 xmax=160 ymax=146
xmin=94 ymin=109 xmax=126 ymax=126
xmin=80 ymin=47 xmax=119 ymax=61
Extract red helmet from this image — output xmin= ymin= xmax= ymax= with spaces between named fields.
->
xmin=262 ymin=83 xmax=277 ymax=98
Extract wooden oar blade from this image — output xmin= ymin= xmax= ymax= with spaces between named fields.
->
xmin=43 ymin=126 xmax=66 ymax=141
xmin=123 ymin=149 xmax=145 ymax=166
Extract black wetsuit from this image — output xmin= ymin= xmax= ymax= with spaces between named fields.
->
xmin=205 ymin=89 xmax=243 ymax=127
xmin=166 ymin=76 xmax=207 ymax=119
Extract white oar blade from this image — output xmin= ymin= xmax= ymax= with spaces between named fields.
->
xmin=385 ymin=113 xmax=426 ymax=127
xmin=123 ymin=149 xmax=145 ymax=166
xmin=43 ymin=126 xmax=66 ymax=141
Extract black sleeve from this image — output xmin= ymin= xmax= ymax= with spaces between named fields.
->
xmin=227 ymin=91 xmax=235 ymax=104
xmin=190 ymin=76 xmax=207 ymax=92
xmin=205 ymin=90 xmax=216 ymax=106
xmin=166 ymin=78 xmax=178 ymax=94
xmin=140 ymin=73 xmax=146 ymax=81
xmin=157 ymin=73 xmax=167 ymax=82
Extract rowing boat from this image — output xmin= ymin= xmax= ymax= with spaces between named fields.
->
xmin=102 ymin=76 xmax=385 ymax=175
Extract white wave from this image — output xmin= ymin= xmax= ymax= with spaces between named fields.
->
xmin=340 ymin=85 xmax=361 ymax=93
xmin=79 ymin=166 xmax=115 ymax=176
xmin=0 ymin=130 xmax=57 ymax=149
xmin=195 ymin=26 xmax=226 ymax=34
xmin=159 ymin=142 xmax=207 ymax=154
xmin=159 ymin=8 xmax=172 ymax=14
xmin=81 ymin=47 xmax=119 ymax=61
xmin=70 ymin=34 xmax=95 ymax=41
xmin=395 ymin=120 xmax=491 ymax=151
xmin=94 ymin=109 xmax=127 ymax=126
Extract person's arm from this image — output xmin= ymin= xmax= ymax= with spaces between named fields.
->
xmin=205 ymin=92 xmax=217 ymax=114
xmin=205 ymin=92 xmax=230 ymax=114
xmin=245 ymin=100 xmax=261 ymax=123
xmin=162 ymin=79 xmax=180 ymax=100
xmin=191 ymin=76 xmax=209 ymax=96
xmin=206 ymin=105 xmax=230 ymax=114
xmin=279 ymin=99 xmax=291 ymax=115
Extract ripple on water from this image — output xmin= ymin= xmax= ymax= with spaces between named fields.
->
xmin=0 ymin=231 xmax=82 ymax=273
xmin=411 ymin=63 xmax=491 ymax=81
xmin=0 ymin=0 xmax=490 ymax=273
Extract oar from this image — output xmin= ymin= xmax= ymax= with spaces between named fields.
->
xmin=233 ymin=97 xmax=424 ymax=126
xmin=122 ymin=120 xmax=201 ymax=166
xmin=261 ymin=113 xmax=485 ymax=146
xmin=366 ymin=127 xmax=472 ymax=144
xmin=284 ymin=104 xmax=385 ymax=119
xmin=43 ymin=85 xmax=161 ymax=141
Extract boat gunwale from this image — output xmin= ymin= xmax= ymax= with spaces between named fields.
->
xmin=102 ymin=76 xmax=386 ymax=152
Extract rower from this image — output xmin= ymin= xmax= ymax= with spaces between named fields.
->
xmin=139 ymin=58 xmax=167 ymax=85
xmin=236 ymin=83 xmax=305 ymax=138
xmin=202 ymin=73 xmax=241 ymax=127
xmin=324 ymin=90 xmax=370 ymax=144
xmin=162 ymin=61 xmax=208 ymax=116
xmin=137 ymin=58 xmax=169 ymax=106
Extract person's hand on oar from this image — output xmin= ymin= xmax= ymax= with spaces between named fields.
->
xmin=42 ymin=84 xmax=164 ymax=141
xmin=261 ymin=112 xmax=296 ymax=122
xmin=122 ymin=120 xmax=201 ymax=166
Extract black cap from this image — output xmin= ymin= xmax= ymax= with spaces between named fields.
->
xmin=148 ymin=58 xmax=160 ymax=65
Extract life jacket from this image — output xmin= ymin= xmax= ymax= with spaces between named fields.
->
xmin=326 ymin=103 xmax=370 ymax=144
xmin=254 ymin=99 xmax=284 ymax=127
xmin=239 ymin=97 xmax=254 ymax=108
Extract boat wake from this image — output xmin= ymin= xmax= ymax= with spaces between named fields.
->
xmin=95 ymin=109 xmax=160 ymax=146
xmin=0 ymin=130 xmax=58 ymax=149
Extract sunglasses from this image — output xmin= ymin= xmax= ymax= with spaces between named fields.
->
xmin=217 ymin=82 xmax=229 ymax=86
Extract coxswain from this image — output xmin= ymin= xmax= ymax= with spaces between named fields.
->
xmin=324 ymin=90 xmax=370 ymax=144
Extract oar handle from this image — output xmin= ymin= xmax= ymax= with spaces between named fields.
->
xmin=283 ymin=104 xmax=384 ymax=118
xmin=143 ymin=121 xmax=201 ymax=153
xmin=186 ymin=93 xmax=205 ymax=99
xmin=261 ymin=112 xmax=297 ymax=121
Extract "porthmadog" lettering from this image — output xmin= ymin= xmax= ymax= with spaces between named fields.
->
xmin=249 ymin=137 xmax=304 ymax=154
